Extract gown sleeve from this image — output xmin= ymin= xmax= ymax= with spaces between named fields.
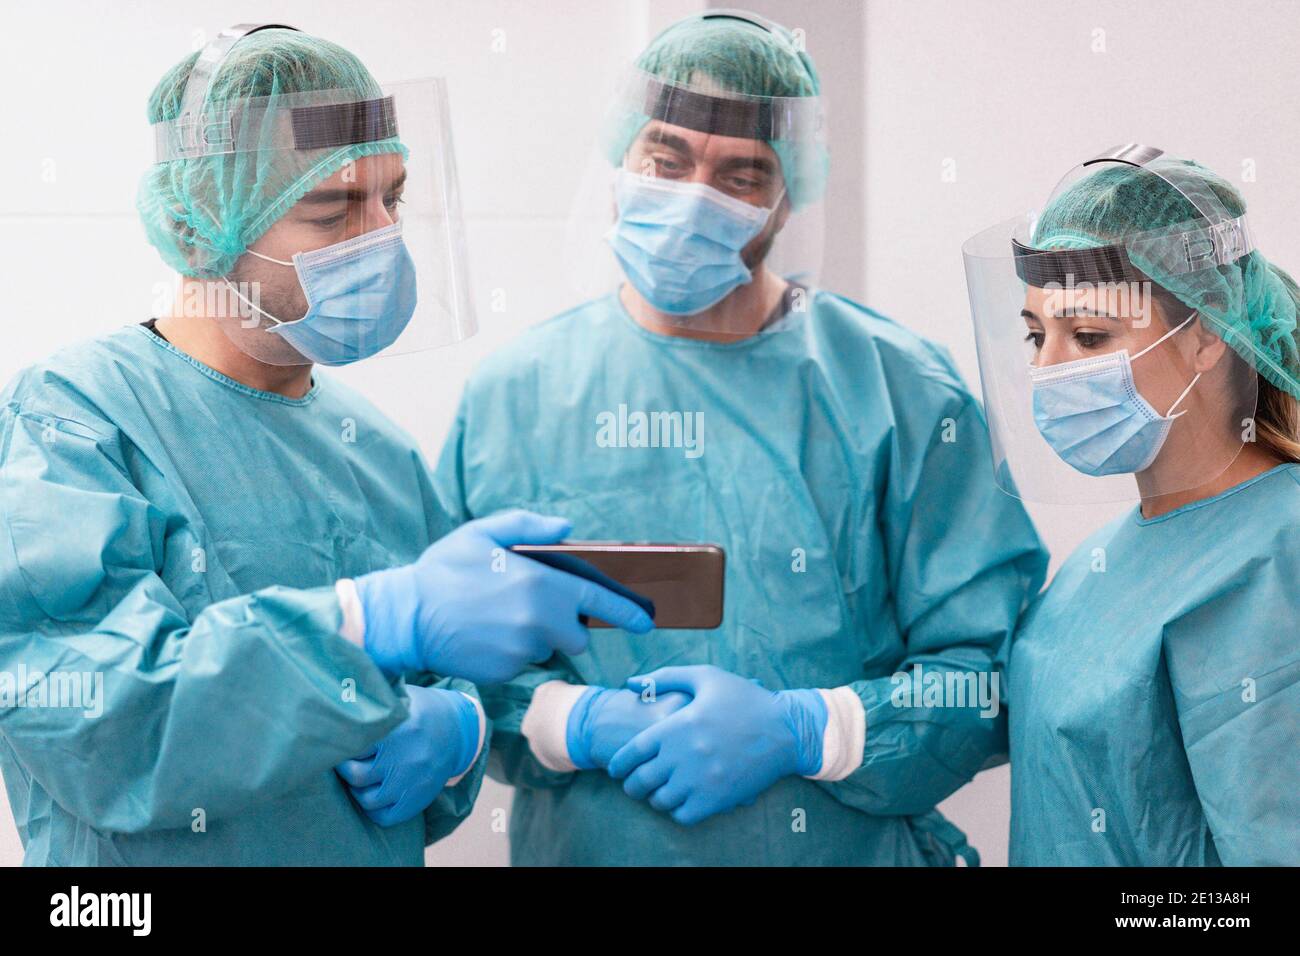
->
xmin=0 ymin=401 xmax=409 ymax=834
xmin=817 ymin=371 xmax=1048 ymax=816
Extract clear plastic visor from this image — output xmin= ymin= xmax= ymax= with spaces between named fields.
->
xmin=564 ymin=69 xmax=826 ymax=335
xmin=154 ymin=77 xmax=475 ymax=365
xmin=963 ymin=212 xmax=1258 ymax=504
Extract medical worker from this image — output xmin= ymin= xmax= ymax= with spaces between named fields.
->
xmin=0 ymin=24 xmax=651 ymax=866
xmin=962 ymin=146 xmax=1300 ymax=865
xmin=435 ymin=11 xmax=1047 ymax=865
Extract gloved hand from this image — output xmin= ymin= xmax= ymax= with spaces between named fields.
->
xmin=336 ymin=683 xmax=480 ymax=828
xmin=607 ymin=665 xmax=827 ymax=826
xmin=566 ymin=686 xmax=692 ymax=770
xmin=355 ymin=510 xmax=655 ymax=684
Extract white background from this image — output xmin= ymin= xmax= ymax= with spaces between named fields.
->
xmin=2 ymin=0 xmax=1297 ymax=866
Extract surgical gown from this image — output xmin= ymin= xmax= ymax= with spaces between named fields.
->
xmin=435 ymin=290 xmax=1047 ymax=866
xmin=1010 ymin=463 xmax=1300 ymax=866
xmin=0 ymin=324 xmax=487 ymax=866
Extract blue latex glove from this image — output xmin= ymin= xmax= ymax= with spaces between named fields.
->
xmin=356 ymin=510 xmax=655 ymax=684
xmin=607 ymin=665 xmax=827 ymax=826
xmin=566 ymin=686 xmax=691 ymax=770
xmin=336 ymin=684 xmax=480 ymax=828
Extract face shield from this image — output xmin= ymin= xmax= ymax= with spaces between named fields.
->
xmin=962 ymin=145 xmax=1259 ymax=504
xmin=565 ymin=66 xmax=827 ymax=334
xmin=148 ymin=24 xmax=476 ymax=366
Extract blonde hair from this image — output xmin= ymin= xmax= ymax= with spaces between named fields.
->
xmin=1255 ymin=378 xmax=1300 ymax=463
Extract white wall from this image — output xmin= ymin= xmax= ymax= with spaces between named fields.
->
xmin=2 ymin=0 xmax=1297 ymax=867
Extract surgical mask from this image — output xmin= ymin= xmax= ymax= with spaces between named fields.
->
xmin=1029 ymin=312 xmax=1202 ymax=476
xmin=224 ymin=222 xmax=417 ymax=366
xmin=606 ymin=169 xmax=774 ymax=316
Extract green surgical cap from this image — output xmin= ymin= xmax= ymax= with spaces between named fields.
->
xmin=1033 ymin=158 xmax=1300 ymax=401
xmin=138 ymin=29 xmax=404 ymax=278
xmin=606 ymin=13 xmax=828 ymax=209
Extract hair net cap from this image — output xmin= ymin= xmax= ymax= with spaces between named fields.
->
xmin=1032 ymin=158 xmax=1300 ymax=401
xmin=138 ymin=29 xmax=405 ymax=279
xmin=605 ymin=12 xmax=829 ymax=209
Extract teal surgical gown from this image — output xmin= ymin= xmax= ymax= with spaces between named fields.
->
xmin=435 ymin=290 xmax=1048 ymax=866
xmin=0 ymin=324 xmax=487 ymax=866
xmin=1010 ymin=463 xmax=1300 ymax=866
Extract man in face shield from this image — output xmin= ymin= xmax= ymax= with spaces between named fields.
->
xmin=607 ymin=98 xmax=794 ymax=333
xmin=436 ymin=11 xmax=1048 ymax=865
xmin=0 ymin=25 xmax=651 ymax=866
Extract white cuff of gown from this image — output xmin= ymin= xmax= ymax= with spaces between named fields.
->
xmin=447 ymin=692 xmax=486 ymax=787
xmin=521 ymin=680 xmax=590 ymax=773
xmin=806 ymin=686 xmax=866 ymax=781
xmin=335 ymin=579 xmax=365 ymax=646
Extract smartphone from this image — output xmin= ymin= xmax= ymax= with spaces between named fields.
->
xmin=510 ymin=542 xmax=725 ymax=629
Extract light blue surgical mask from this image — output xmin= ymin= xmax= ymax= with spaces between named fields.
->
xmin=606 ymin=169 xmax=774 ymax=316
xmin=226 ymin=222 xmax=417 ymax=366
xmin=1029 ymin=313 xmax=1201 ymax=476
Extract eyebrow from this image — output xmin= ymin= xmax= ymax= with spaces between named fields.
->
xmin=641 ymin=128 xmax=694 ymax=154
xmin=717 ymin=155 xmax=777 ymax=175
xmin=640 ymin=128 xmax=776 ymax=176
xmin=1021 ymin=307 xmax=1120 ymax=322
xmin=297 ymin=170 xmax=408 ymax=205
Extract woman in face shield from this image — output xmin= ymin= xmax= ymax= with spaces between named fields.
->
xmin=965 ymin=150 xmax=1300 ymax=865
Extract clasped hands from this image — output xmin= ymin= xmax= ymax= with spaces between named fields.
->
xmin=571 ymin=665 xmax=827 ymax=827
